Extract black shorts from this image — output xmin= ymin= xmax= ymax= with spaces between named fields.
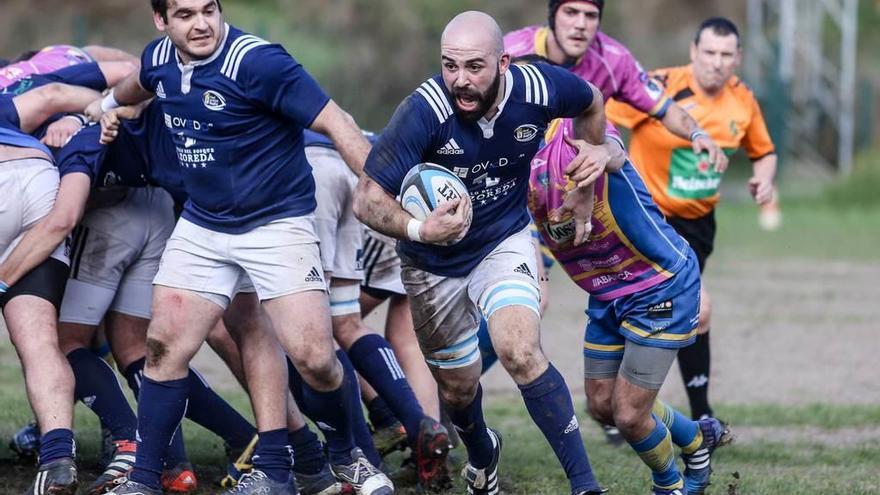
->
xmin=666 ymin=211 xmax=716 ymax=273
xmin=0 ymin=257 xmax=70 ymax=311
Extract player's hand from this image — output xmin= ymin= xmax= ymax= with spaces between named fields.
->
xmin=749 ymin=176 xmax=774 ymax=205
xmin=692 ymin=134 xmax=728 ymax=173
xmin=420 ymin=196 xmax=472 ymax=245
xmin=550 ymin=185 xmax=594 ymax=247
xmin=100 ymin=110 xmax=123 ymax=144
xmin=40 ymin=116 xmax=83 ymax=148
xmin=84 ymin=97 xmax=105 ymax=123
xmin=564 ymin=135 xmax=610 ymax=188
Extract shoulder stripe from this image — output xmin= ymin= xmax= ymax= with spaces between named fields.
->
xmin=152 ymin=37 xmax=172 ymax=67
xmin=221 ymin=35 xmax=270 ymax=79
xmin=425 ymin=79 xmax=454 ymax=116
xmin=520 ymin=64 xmax=548 ymax=106
xmin=416 ymin=80 xmax=451 ymax=123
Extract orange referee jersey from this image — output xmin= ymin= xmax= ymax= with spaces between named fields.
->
xmin=607 ymin=64 xmax=775 ymax=219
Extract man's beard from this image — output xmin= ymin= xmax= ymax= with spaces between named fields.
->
xmin=451 ymin=68 xmax=501 ymax=122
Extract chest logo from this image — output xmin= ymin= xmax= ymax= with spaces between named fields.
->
xmin=203 ymin=90 xmax=226 ymax=111
xmin=437 ymin=138 xmax=464 ymax=155
xmin=514 ymin=124 xmax=539 ymax=142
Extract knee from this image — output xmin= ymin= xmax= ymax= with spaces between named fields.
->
xmin=438 ymin=379 xmax=479 ymax=409
xmin=145 ymin=337 xmax=171 ymax=369
xmin=292 ymin=351 xmax=341 ymax=385
xmin=612 ymin=403 xmax=650 ymax=436
xmin=496 ymin=343 xmax=546 ymax=383
xmin=586 ymin=394 xmax=614 ymax=426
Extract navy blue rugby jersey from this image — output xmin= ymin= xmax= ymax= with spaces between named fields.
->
xmin=55 ymin=102 xmax=187 ymax=204
xmin=0 ymin=95 xmax=53 ymax=157
xmin=365 ymin=63 xmax=594 ymax=277
xmin=0 ymin=63 xmax=108 ymax=96
xmin=139 ymin=24 xmax=330 ymax=233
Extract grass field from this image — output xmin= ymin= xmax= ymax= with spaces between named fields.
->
xmin=0 ymin=154 xmax=878 ymax=493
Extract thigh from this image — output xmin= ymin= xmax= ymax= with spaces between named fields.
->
xmin=233 ymin=216 xmax=327 ymax=301
xmin=104 ymin=311 xmax=149 ymax=370
xmin=261 ymin=289 xmax=334 ymax=359
xmin=583 ymin=297 xmax=626 ymax=379
xmin=617 ymin=340 xmax=678 ymax=391
xmin=401 ymin=264 xmax=481 ymax=370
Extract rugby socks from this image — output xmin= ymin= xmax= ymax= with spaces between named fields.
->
xmin=253 ymin=428 xmax=292 ymax=483
xmin=653 ymin=400 xmax=703 ymax=454
xmin=629 ymin=414 xmax=684 ymax=491
xmin=186 ymin=368 xmax=256 ymax=450
xmin=366 ymin=396 xmax=398 ymax=429
xmin=289 ymin=425 xmax=326 ymax=476
xmin=67 ymin=348 xmax=137 ymax=441
xmin=38 ymin=428 xmax=75 ymax=465
xmin=678 ymin=332 xmax=713 ymax=419
xmin=518 ymin=365 xmax=601 ymax=493
xmin=300 ymin=365 xmax=356 ymax=466
xmin=447 ymin=384 xmax=494 ymax=469
xmin=336 ymin=349 xmax=382 ymax=466
xmin=123 ymin=358 xmax=189 ymax=468
xmin=129 ymin=375 xmax=189 ymax=490
xmin=348 ymin=334 xmax=425 ymax=444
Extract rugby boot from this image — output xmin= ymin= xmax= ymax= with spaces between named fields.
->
xmin=573 ymin=490 xmax=608 ymax=495
xmin=601 ymin=424 xmax=626 ymax=447
xmin=414 ymin=417 xmax=453 ymax=492
xmin=330 ymin=448 xmax=394 ymax=495
xmin=370 ymin=421 xmax=407 ymax=457
xmin=106 ymin=479 xmax=162 ymax=495
xmin=10 ymin=421 xmax=40 ymax=462
xmin=25 ymin=457 xmax=78 ymax=495
xmin=88 ymin=439 xmax=137 ymax=494
xmin=222 ymin=469 xmax=298 ymax=494
xmin=161 ymin=462 xmax=198 ymax=493
xmin=682 ymin=417 xmax=735 ymax=495
xmin=219 ymin=434 xmax=258 ymax=488
xmin=461 ymin=428 xmax=502 ymax=495
xmin=294 ymin=463 xmax=349 ymax=495
xmin=652 ymin=488 xmax=687 ymax=495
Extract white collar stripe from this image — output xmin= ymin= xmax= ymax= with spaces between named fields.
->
xmin=426 ymin=78 xmax=454 ymax=116
xmin=421 ymin=80 xmax=450 ymax=118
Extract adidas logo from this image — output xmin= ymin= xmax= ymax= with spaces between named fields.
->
xmin=304 ymin=266 xmax=324 ymax=283
xmin=564 ymin=415 xmax=580 ymax=434
xmin=436 ymin=138 xmax=464 ymax=155
xmin=156 ymin=81 xmax=166 ymax=99
xmin=513 ymin=263 xmax=534 ymax=278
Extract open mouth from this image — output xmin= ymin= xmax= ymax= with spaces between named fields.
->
xmin=190 ymin=34 xmax=212 ymax=44
xmin=456 ymin=95 xmax=478 ymax=112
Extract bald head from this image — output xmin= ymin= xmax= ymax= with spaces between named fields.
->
xmin=441 ymin=11 xmax=504 ymax=58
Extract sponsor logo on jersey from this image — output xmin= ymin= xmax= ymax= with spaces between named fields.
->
xmin=514 ymin=124 xmax=539 ymax=142
xmin=202 ymin=90 xmax=226 ymax=111
xmin=156 ymin=81 xmax=167 ymax=99
xmin=437 ymin=138 xmax=464 ymax=155
xmin=646 ymin=300 xmax=673 ymax=319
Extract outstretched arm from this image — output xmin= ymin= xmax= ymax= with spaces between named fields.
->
xmin=749 ymin=153 xmax=777 ymax=205
xmin=661 ymin=102 xmax=728 ymax=172
xmin=0 ymin=173 xmax=91 ymax=288
xmin=310 ymin=100 xmax=371 ymax=177
xmin=13 ymin=83 xmax=101 ymax=133
xmin=85 ymin=71 xmax=153 ymax=121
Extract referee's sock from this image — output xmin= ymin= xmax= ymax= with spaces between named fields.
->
xmin=67 ymin=348 xmax=137 ymax=441
xmin=348 ymin=333 xmax=425 ymax=445
xmin=677 ymin=332 xmax=713 ymax=419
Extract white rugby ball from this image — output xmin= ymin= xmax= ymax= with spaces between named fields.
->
xmin=399 ymin=163 xmax=472 ymax=243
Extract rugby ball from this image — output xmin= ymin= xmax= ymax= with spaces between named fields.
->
xmin=399 ymin=163 xmax=472 ymax=243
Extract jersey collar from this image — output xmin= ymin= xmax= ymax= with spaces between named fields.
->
xmin=477 ymin=68 xmax=514 ymax=139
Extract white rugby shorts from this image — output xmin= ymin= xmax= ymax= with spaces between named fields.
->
xmin=153 ymin=215 xmax=327 ymax=309
xmin=361 ymin=228 xmax=405 ymax=296
xmin=0 ymin=158 xmax=68 ymax=266
xmin=60 ymin=187 xmax=175 ymax=325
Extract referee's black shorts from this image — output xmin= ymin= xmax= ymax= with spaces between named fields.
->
xmin=666 ymin=210 xmax=716 ymax=273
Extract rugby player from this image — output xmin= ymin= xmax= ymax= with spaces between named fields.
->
xmin=531 ymin=116 xmax=733 ymax=494
xmin=607 ymin=17 xmax=777 ymax=421
xmin=86 ymin=1 xmax=391 ymax=493
xmin=0 ymin=83 xmax=112 ymax=494
xmin=355 ymin=11 xmax=610 ymax=495
xmin=1 ymin=45 xmax=137 ymax=95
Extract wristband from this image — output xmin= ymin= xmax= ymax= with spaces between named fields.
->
xmin=690 ymin=129 xmax=709 ymax=142
xmin=0 ymin=280 xmax=8 ymax=295
xmin=406 ymin=218 xmax=424 ymax=243
xmin=100 ymin=90 xmax=120 ymax=113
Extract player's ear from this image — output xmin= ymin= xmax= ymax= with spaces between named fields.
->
xmin=153 ymin=10 xmax=168 ymax=32
xmin=689 ymin=42 xmax=698 ymax=64
xmin=498 ymin=53 xmax=511 ymax=74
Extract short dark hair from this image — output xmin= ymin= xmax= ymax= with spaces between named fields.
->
xmin=12 ymin=50 xmax=39 ymax=63
xmin=694 ymin=17 xmax=740 ymax=46
xmin=151 ymin=0 xmax=222 ymax=22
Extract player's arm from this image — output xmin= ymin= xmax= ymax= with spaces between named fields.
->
xmin=309 ymin=100 xmax=371 ymax=177
xmin=13 ymin=83 xmax=101 ymax=134
xmin=97 ymin=61 xmax=139 ymax=88
xmin=748 ymin=153 xmax=777 ymax=205
xmin=82 ymin=45 xmax=139 ymax=65
xmin=353 ymin=95 xmax=470 ymax=245
xmin=659 ymin=102 xmax=729 ymax=173
xmin=0 ymin=173 xmax=91 ymax=288
xmin=84 ymin=71 xmax=153 ymax=121
xmin=742 ymin=94 xmax=778 ymax=205
xmin=100 ymin=102 xmax=150 ymax=144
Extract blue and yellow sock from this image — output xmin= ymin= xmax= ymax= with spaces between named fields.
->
xmin=628 ymin=414 xmax=683 ymax=491
xmin=654 ymin=400 xmax=703 ymax=454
